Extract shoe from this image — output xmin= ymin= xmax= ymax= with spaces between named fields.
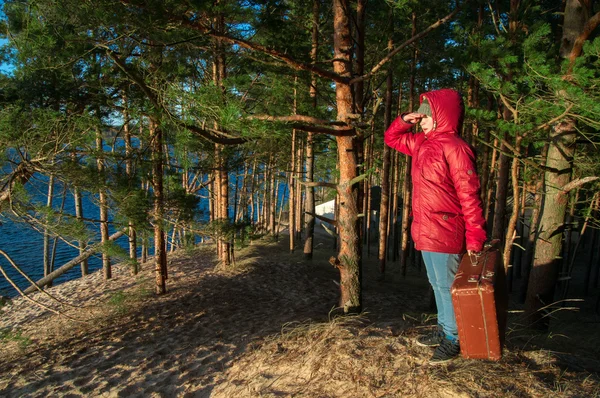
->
xmin=415 ymin=328 xmax=444 ymax=347
xmin=429 ymin=337 xmax=460 ymax=365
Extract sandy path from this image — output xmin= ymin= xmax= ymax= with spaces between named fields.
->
xmin=1 ymin=237 xmax=599 ymax=397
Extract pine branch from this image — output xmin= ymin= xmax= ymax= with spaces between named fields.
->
xmin=0 ymin=163 xmax=36 ymax=211
xmin=566 ymin=11 xmax=600 ymax=77
xmin=179 ymin=21 xmax=350 ymax=84
xmin=249 ymin=114 xmax=356 ymax=135
xmin=113 ymin=0 xmax=348 ymax=84
xmin=249 ymin=114 xmax=347 ymax=126
xmin=305 ymin=211 xmax=337 ymax=227
xmin=349 ymin=2 xmax=466 ymax=85
xmin=0 ymin=251 xmax=85 ymax=323
xmin=103 ymin=48 xmax=247 ymax=145
xmin=291 ymin=124 xmax=355 ymax=136
xmin=562 ymin=176 xmax=599 ymax=193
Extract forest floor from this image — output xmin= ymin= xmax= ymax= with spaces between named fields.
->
xmin=0 ymin=229 xmax=599 ymax=398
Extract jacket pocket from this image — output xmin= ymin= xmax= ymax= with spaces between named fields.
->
xmin=428 ymin=212 xmax=464 ymax=244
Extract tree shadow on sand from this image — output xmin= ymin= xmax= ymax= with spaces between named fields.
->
xmin=1 ymin=232 xmax=599 ymax=397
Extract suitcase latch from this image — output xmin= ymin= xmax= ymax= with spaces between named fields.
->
xmin=483 ymin=271 xmax=495 ymax=279
xmin=468 ymin=274 xmax=480 ymax=283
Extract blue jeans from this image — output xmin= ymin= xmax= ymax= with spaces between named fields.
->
xmin=422 ymin=251 xmax=461 ymax=342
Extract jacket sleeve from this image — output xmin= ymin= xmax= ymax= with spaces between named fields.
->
xmin=446 ymin=144 xmax=487 ymax=252
xmin=384 ymin=115 xmax=417 ymax=156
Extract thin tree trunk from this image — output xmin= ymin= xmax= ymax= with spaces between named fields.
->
xmin=150 ymin=119 xmax=167 ymax=294
xmin=303 ymin=0 xmax=319 ymax=260
xmin=97 ymin=131 xmax=111 ymax=280
xmin=503 ymin=135 xmax=522 ymax=286
xmin=24 ymin=230 xmax=127 ymax=294
xmin=379 ymin=33 xmax=394 ymax=276
xmin=123 ymin=99 xmax=138 ymax=274
xmin=250 ymin=158 xmax=257 ymax=227
xmin=269 ymin=157 xmax=277 ymax=234
xmin=401 ymin=12 xmax=417 ymax=275
xmin=484 ymin=136 xmax=499 ymax=229
xmin=43 ymin=175 xmax=54 ymax=283
xmin=303 ymin=132 xmax=316 ymax=260
xmin=391 ymin=152 xmax=401 ymax=262
xmin=513 ymin=172 xmax=528 ymax=279
xmin=289 ymin=128 xmax=297 ymax=252
xmin=73 ymin=185 xmax=88 ymax=276
xmin=295 ymin=133 xmax=304 ymax=243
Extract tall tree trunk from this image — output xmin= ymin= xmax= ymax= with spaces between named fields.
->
xmin=96 ymin=130 xmax=111 ymax=280
xmin=378 ymin=30 xmax=394 ymax=276
xmin=400 ymin=12 xmax=417 ymax=276
xmin=519 ymin=143 xmax=548 ymax=303
xmin=289 ymin=130 xmax=297 ymax=252
xmin=269 ymin=156 xmax=276 ymax=234
xmin=391 ymin=152 xmax=401 ymax=263
xmin=492 ymin=0 xmax=520 ymax=243
xmin=295 ymin=133 xmax=304 ymax=242
xmin=525 ymin=123 xmax=576 ymax=327
xmin=213 ymin=7 xmax=231 ymax=265
xmin=353 ymin=0 xmax=367 ymax=249
xmin=330 ymin=0 xmax=361 ymax=314
xmin=150 ymin=119 xmax=167 ymax=294
xmin=123 ymin=96 xmax=138 ymax=274
xmin=303 ymin=132 xmax=316 ymax=260
xmin=492 ymin=139 xmax=510 ymax=242
xmin=250 ymin=158 xmax=257 ymax=227
xmin=303 ymin=0 xmax=319 ymax=261
xmin=524 ymin=0 xmax=589 ymax=327
xmin=216 ymin=144 xmax=231 ymax=265
xmin=503 ymin=130 xmax=522 ymax=282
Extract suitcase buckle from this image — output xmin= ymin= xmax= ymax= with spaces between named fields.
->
xmin=469 ymin=251 xmax=482 ymax=265
xmin=468 ymin=274 xmax=480 ymax=283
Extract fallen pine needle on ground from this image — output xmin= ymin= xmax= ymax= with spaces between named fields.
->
xmin=1 ymin=232 xmax=599 ymax=397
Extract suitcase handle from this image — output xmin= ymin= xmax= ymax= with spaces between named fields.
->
xmin=469 ymin=239 xmax=501 ymax=266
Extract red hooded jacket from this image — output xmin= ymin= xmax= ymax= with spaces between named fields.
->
xmin=384 ymin=89 xmax=486 ymax=254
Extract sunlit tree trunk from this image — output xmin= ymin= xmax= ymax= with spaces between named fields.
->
xmin=96 ymin=130 xmax=111 ymax=280
xmin=525 ymin=0 xmax=588 ymax=327
xmin=43 ymin=174 xmax=54 ymax=285
xmin=123 ymin=94 xmax=138 ymax=274
xmin=73 ymin=184 xmax=88 ymax=276
xmin=329 ymin=0 xmax=361 ymax=313
xmin=150 ymin=119 xmax=167 ymax=294
xmin=303 ymin=0 xmax=319 ymax=261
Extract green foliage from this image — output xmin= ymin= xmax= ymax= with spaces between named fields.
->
xmin=106 ymin=285 xmax=152 ymax=315
xmin=107 ymin=291 xmax=128 ymax=314
xmin=0 ymin=327 xmax=32 ymax=349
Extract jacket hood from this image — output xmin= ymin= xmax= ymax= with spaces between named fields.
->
xmin=420 ymin=89 xmax=464 ymax=135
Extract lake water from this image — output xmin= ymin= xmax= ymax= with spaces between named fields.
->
xmin=0 ymin=177 xmax=211 ymax=297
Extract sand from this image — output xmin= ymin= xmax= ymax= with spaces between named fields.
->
xmin=0 ymin=235 xmax=599 ymax=397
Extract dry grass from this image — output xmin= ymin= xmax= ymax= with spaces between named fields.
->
xmin=0 ymin=231 xmax=599 ymax=397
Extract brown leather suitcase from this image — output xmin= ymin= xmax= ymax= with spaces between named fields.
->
xmin=451 ymin=242 xmax=508 ymax=360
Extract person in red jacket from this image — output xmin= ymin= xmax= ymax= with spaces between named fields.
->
xmin=384 ymin=88 xmax=486 ymax=364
